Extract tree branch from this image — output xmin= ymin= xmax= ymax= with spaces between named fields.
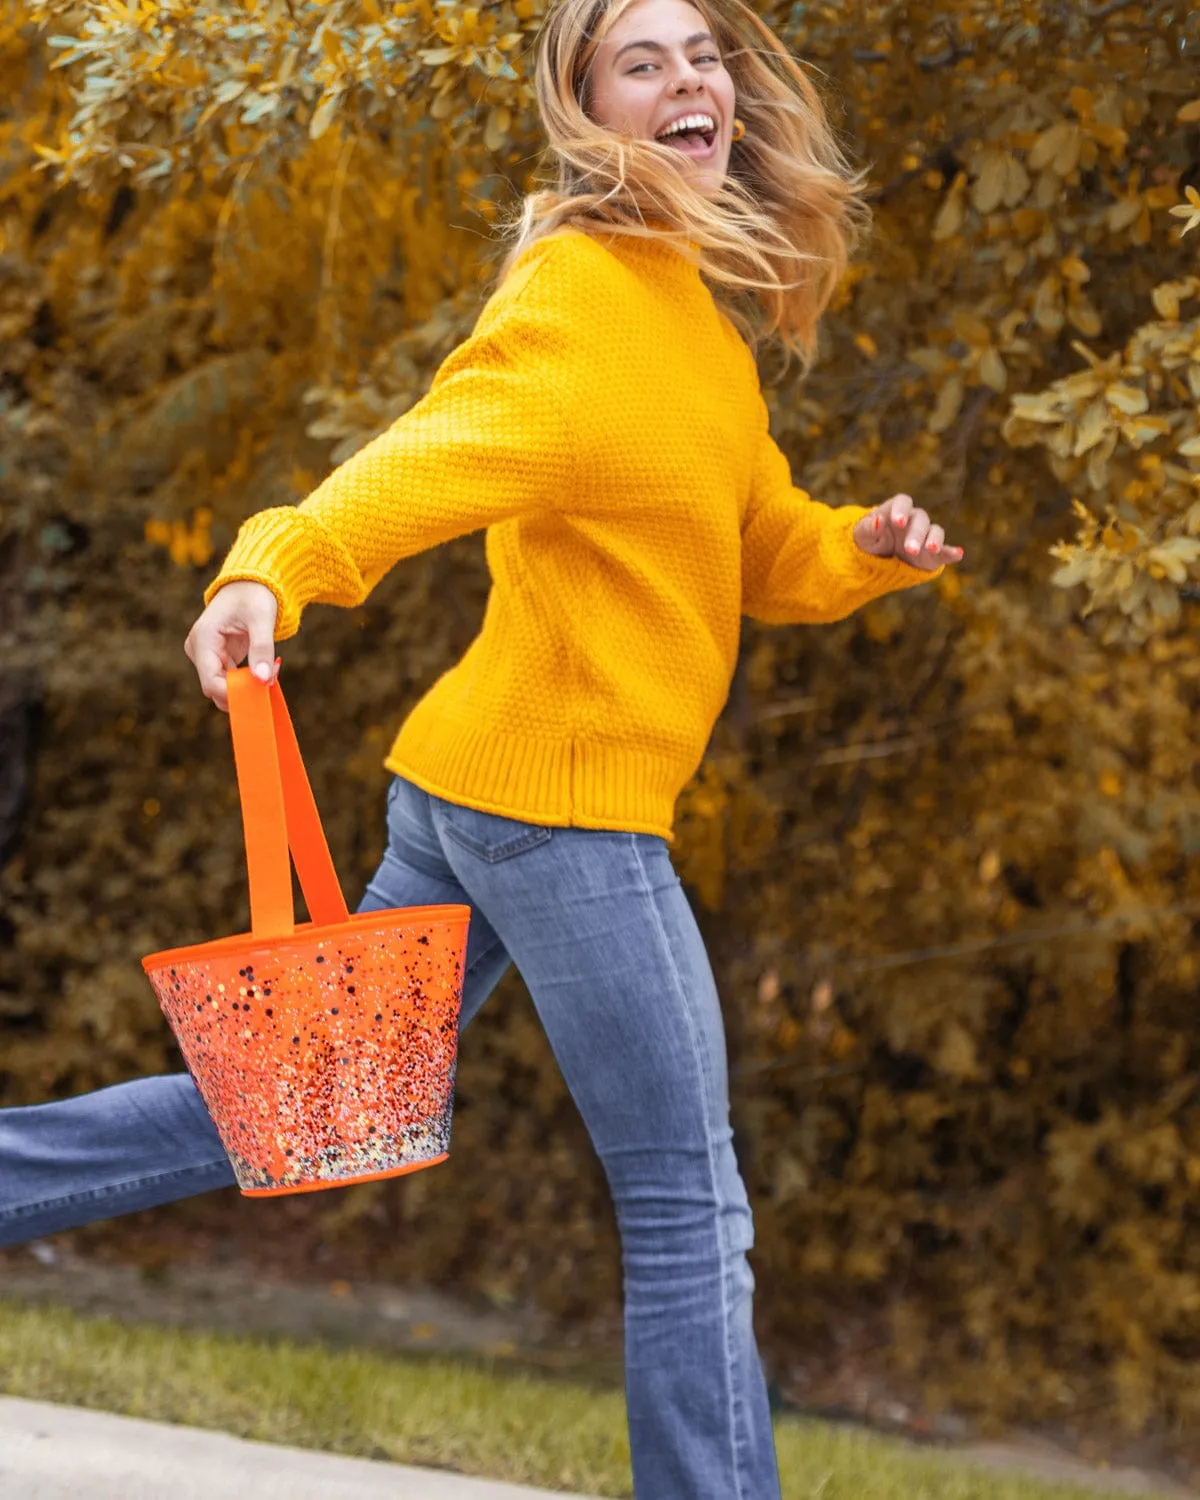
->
xmin=853 ymin=40 xmax=975 ymax=72
xmin=917 ymin=42 xmax=975 ymax=72
xmin=1085 ymin=0 xmax=1154 ymax=18
xmin=865 ymin=129 xmax=975 ymax=206
xmin=843 ymin=898 xmax=1200 ymax=976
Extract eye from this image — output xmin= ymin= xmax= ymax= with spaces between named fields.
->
xmin=627 ymin=60 xmax=657 ymax=73
xmin=694 ymin=52 xmax=720 ymax=64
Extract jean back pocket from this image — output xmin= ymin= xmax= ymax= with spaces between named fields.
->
xmin=440 ymin=805 xmax=553 ymax=864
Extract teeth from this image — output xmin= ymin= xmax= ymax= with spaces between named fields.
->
xmin=657 ymin=113 xmax=715 ymax=139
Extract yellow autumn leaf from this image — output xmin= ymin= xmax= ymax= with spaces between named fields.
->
xmin=1002 ymin=247 xmax=1027 ymax=279
xmin=1029 ymin=122 xmax=1069 ymax=172
xmin=935 ymin=1022 xmax=980 ymax=1080
xmin=1008 ymin=391 xmax=1060 ymax=423
xmin=1029 ymin=120 xmax=1082 ymax=179
xmin=1073 ymin=399 xmax=1111 ymax=457
xmin=1066 ymin=292 xmax=1102 ymax=338
xmin=309 ymin=90 xmax=341 ymax=140
xmin=1168 ymin=186 xmax=1200 ymax=235
xmin=1146 ymin=542 xmax=1198 ymax=583
xmin=1105 ymin=384 xmax=1148 ymax=416
xmin=1033 ymin=272 xmax=1063 ymax=321
xmin=971 ymin=151 xmax=1009 ymax=216
xmin=1151 ymin=283 xmax=1182 ymax=321
xmin=1002 ymin=155 xmax=1031 ymax=208
xmin=978 ymin=345 xmax=1007 ymax=393
xmin=484 ymin=103 xmax=511 ymax=152
xmin=932 ymin=189 xmax=965 ymax=242
xmin=1052 ymin=553 xmax=1095 ymax=588
xmin=1088 ymin=123 xmax=1128 ymax=156
xmin=951 ymin=309 xmax=992 ymax=347
xmin=928 ymin=374 xmax=964 ymax=434
xmin=1120 ymin=415 xmax=1172 ymax=446
xmin=1106 ymin=196 xmax=1143 ymax=233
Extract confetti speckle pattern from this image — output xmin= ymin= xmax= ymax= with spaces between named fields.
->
xmin=145 ymin=910 xmax=469 ymax=1196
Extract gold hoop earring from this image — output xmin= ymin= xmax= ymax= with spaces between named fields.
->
xmin=731 ymin=117 xmax=746 ymax=143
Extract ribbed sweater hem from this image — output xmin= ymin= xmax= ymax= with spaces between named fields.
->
xmin=385 ymin=706 xmax=688 ymax=843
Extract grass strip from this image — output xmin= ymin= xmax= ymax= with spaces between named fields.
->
xmin=0 ymin=1298 xmax=1166 ymax=1498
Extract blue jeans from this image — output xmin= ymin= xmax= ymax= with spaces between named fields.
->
xmin=0 ymin=775 xmax=780 ymax=1498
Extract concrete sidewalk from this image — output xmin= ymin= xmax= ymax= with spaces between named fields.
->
xmin=0 ymin=1396 xmax=598 ymax=1500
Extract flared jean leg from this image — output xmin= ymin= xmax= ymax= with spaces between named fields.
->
xmin=0 ymin=776 xmax=511 ymax=1247
xmin=427 ymin=794 xmax=781 ymax=1500
xmin=0 ymin=1074 xmax=237 ymax=1246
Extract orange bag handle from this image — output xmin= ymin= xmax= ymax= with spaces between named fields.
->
xmin=226 ymin=668 xmax=351 ymax=939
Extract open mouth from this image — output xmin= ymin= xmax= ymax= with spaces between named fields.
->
xmin=654 ymin=113 xmax=718 ymax=158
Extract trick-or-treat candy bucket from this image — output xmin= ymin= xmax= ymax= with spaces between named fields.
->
xmin=142 ymin=668 xmax=470 ymax=1197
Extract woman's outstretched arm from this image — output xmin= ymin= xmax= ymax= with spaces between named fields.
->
xmin=740 ymin=416 xmax=962 ymax=625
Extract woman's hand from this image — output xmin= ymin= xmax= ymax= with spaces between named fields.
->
xmin=183 ymin=580 xmax=280 ymax=713
xmin=853 ymin=493 xmax=964 ymax=571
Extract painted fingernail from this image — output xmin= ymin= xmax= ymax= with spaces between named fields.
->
xmin=906 ymin=541 xmax=919 ymax=555
xmin=873 ymin=515 xmax=882 ymax=533
xmin=896 ymin=515 xmax=907 ymax=527
xmin=929 ymin=542 xmax=940 ymax=554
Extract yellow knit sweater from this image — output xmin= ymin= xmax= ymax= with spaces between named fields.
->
xmin=207 ymin=228 xmax=938 ymax=840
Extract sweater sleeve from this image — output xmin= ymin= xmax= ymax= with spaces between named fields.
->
xmin=741 ymin=417 xmax=941 ymax=626
xmin=204 ymin=252 xmax=580 ymax=640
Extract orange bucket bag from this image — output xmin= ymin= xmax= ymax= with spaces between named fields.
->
xmin=142 ymin=668 xmax=470 ymax=1197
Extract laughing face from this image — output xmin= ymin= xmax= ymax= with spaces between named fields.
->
xmin=587 ymin=0 xmax=737 ymax=198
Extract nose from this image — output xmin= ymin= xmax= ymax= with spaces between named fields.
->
xmin=669 ymin=56 xmax=704 ymax=94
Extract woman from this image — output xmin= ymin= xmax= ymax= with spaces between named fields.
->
xmin=0 ymin=0 xmax=962 ymax=1493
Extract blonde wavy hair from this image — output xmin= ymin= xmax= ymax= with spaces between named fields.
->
xmin=497 ymin=0 xmax=873 ymax=372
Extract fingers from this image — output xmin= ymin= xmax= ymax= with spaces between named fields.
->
xmin=246 ymin=631 xmax=277 ymax=685
xmin=885 ymin=497 xmax=965 ymax=570
xmin=183 ymin=624 xmax=228 ymax=712
xmin=195 ymin=638 xmax=236 ymax=714
xmin=902 ymin=510 xmax=931 ymax=560
xmin=857 ymin=509 xmax=891 ymax=555
xmin=853 ymin=494 xmax=966 ymax=568
xmin=183 ymin=582 xmax=280 ymax=711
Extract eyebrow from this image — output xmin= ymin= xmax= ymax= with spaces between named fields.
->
xmin=612 ymin=31 xmax=716 ymax=64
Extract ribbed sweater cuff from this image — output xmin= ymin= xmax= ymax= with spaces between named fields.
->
xmin=204 ymin=509 xmax=350 ymax=640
